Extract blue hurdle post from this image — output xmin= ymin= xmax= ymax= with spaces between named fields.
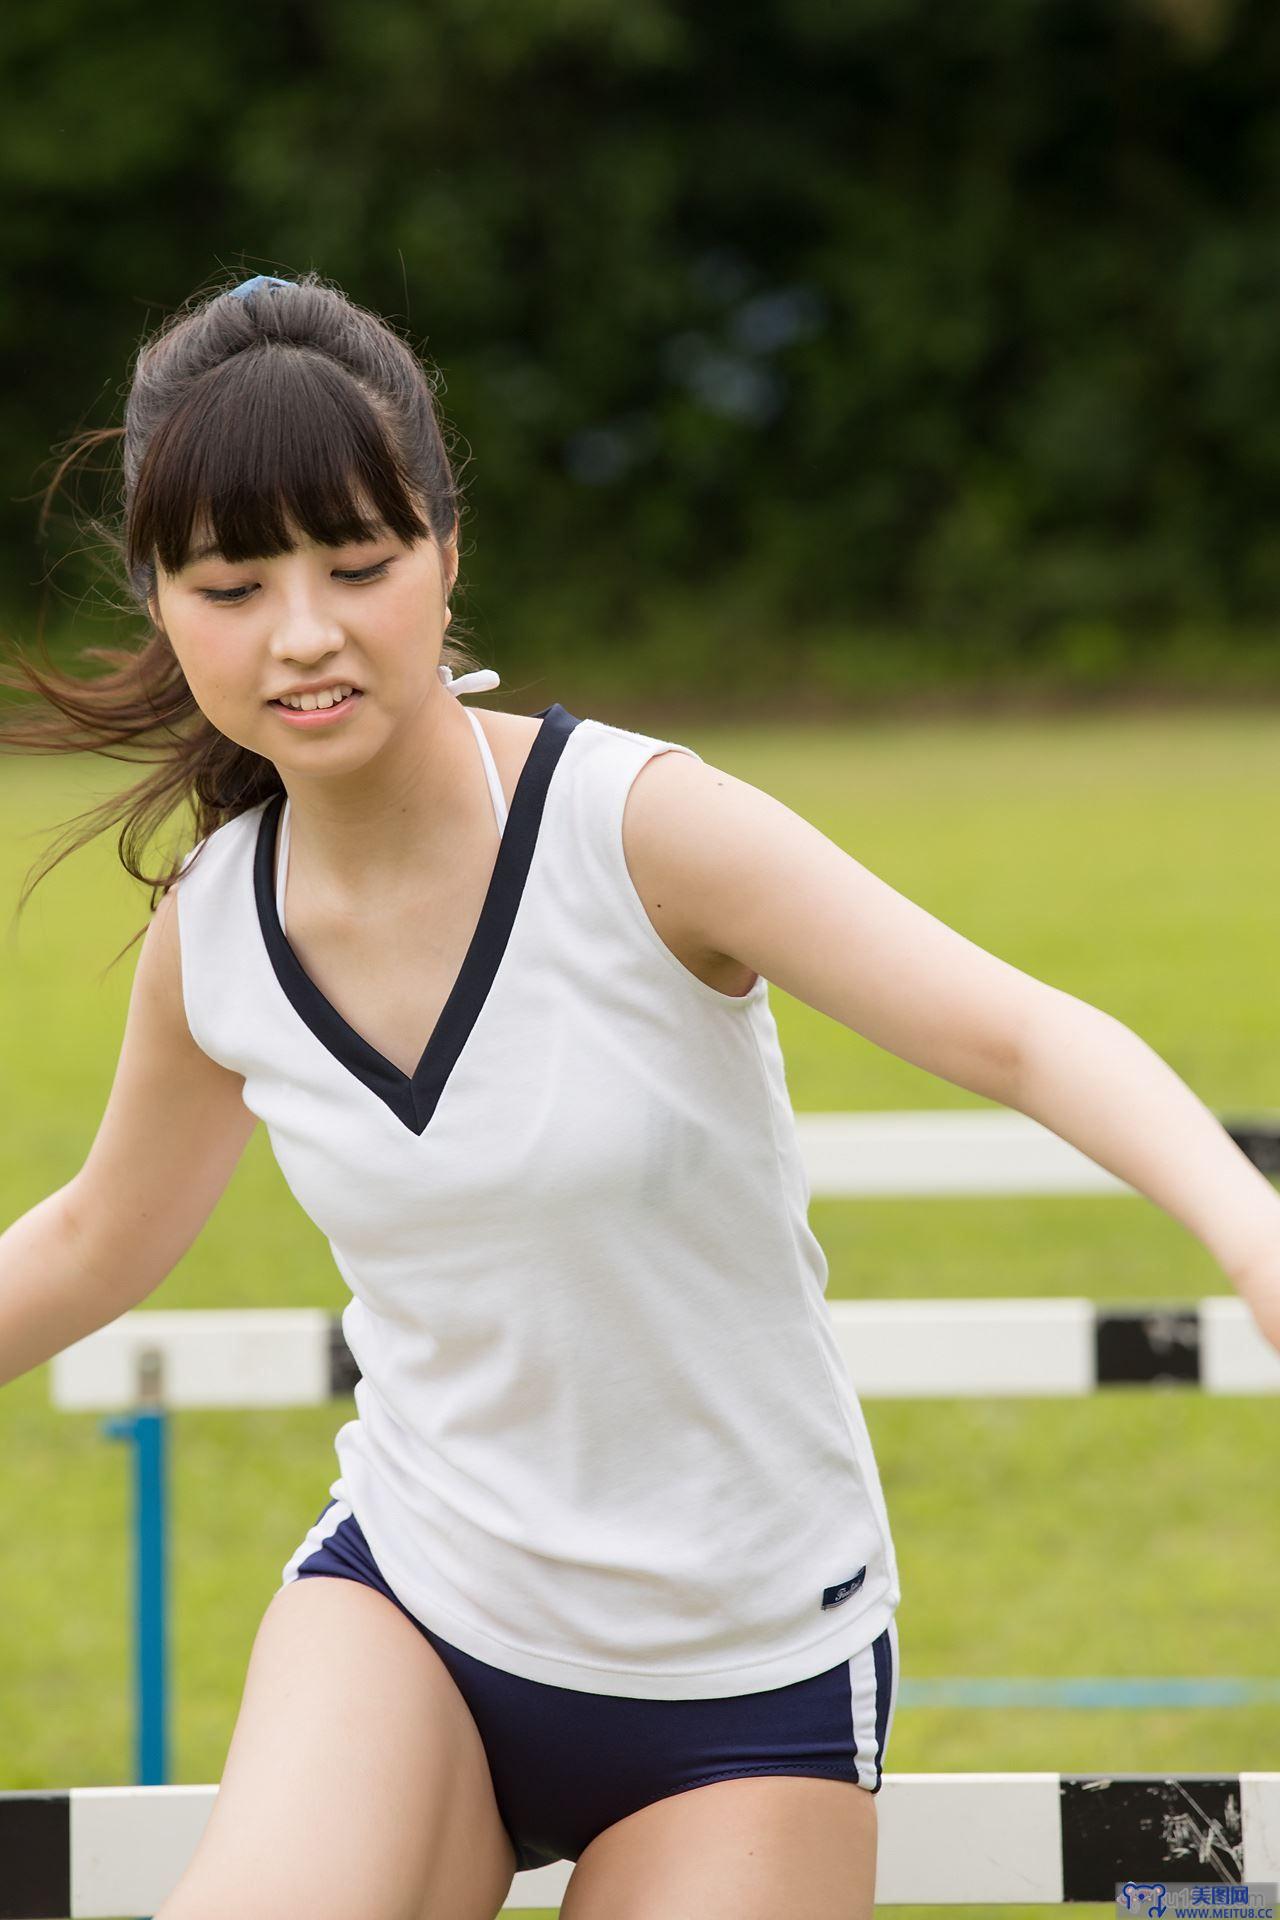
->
xmin=102 ymin=1342 xmax=169 ymax=1789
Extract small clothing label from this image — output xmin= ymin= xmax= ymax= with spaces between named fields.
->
xmin=821 ymin=1565 xmax=867 ymax=1609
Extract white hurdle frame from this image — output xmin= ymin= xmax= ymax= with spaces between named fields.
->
xmin=2 ymin=1774 xmax=1278 ymax=1912
xmin=48 ymin=1295 xmax=1280 ymax=1409
xmin=791 ymin=1107 xmax=1280 ymax=1196
xmin=45 ymin=1105 xmax=1280 ymax=1409
xmin=12 ymin=1109 xmax=1279 ymax=1915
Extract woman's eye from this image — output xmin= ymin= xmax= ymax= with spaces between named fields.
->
xmin=198 ymin=559 xmax=394 ymax=605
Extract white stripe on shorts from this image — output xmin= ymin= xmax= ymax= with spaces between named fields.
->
xmin=846 ymin=1613 xmax=899 ymax=1791
xmin=279 ymin=1495 xmax=352 ymax=1586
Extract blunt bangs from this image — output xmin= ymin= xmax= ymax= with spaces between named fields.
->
xmin=128 ymin=345 xmax=434 ymax=584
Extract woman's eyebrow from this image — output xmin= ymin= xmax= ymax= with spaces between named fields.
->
xmin=185 ymin=527 xmax=391 ymax=567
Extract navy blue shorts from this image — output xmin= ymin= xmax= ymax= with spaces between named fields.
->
xmin=280 ymin=1495 xmax=899 ymax=1874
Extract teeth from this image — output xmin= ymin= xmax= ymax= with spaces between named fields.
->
xmin=278 ymin=685 xmax=355 ymax=711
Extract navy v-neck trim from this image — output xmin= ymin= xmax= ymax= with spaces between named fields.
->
xmin=254 ymin=702 xmax=583 ymax=1135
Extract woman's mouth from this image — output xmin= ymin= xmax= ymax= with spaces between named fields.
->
xmin=268 ymin=689 xmax=364 ymax=727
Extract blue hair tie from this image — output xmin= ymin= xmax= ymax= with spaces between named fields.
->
xmin=228 ymin=274 xmax=294 ymax=300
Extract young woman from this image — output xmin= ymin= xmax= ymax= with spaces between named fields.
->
xmin=1 ymin=270 xmax=1277 ymax=1920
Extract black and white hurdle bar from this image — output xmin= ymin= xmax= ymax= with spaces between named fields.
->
xmin=2 ymin=1774 xmax=1278 ymax=1913
xmin=49 ymin=1295 xmax=1280 ymax=1409
xmin=43 ymin=1103 xmax=1280 ymax=1412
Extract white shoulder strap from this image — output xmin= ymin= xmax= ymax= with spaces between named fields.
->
xmin=274 ymin=693 xmax=508 ymax=937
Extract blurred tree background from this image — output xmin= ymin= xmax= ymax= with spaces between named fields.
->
xmin=2 ymin=0 xmax=1279 ymax=715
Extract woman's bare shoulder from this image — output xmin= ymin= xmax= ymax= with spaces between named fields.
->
xmin=619 ymin=747 xmax=760 ymax=998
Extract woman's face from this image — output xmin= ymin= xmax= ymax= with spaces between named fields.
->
xmin=150 ymin=515 xmax=457 ymax=765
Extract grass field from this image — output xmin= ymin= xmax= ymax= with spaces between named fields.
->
xmin=1 ymin=700 xmax=1277 ymax=1918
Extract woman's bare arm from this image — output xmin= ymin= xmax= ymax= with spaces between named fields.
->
xmin=0 ymin=884 xmax=257 ymax=1389
xmin=622 ymin=750 xmax=1280 ymax=1348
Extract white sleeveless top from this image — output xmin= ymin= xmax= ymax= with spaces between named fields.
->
xmin=174 ymin=667 xmax=901 ymax=1699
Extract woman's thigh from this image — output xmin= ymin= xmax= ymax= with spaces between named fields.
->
xmin=153 ymin=1576 xmax=517 ymax=1920
xmin=553 ymin=1617 xmax=899 ymax=1917
xmin=559 ymin=1772 xmax=877 ymax=1920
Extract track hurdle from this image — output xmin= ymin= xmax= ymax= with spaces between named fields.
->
xmin=2 ymin=1774 xmax=1278 ymax=1913
xmin=18 ymin=1106 xmax=1279 ymax=1884
xmin=51 ymin=1294 xmax=1280 ymax=1413
xmin=44 ymin=1290 xmax=1280 ymax=1794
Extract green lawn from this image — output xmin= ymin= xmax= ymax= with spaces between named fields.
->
xmin=1 ymin=702 xmax=1277 ymax=1918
